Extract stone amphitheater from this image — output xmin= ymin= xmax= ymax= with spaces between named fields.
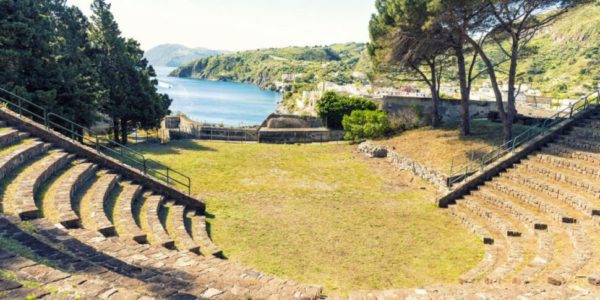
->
xmin=0 ymin=102 xmax=599 ymax=299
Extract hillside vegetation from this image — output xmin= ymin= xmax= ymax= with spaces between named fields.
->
xmin=171 ymin=43 xmax=371 ymax=111
xmin=172 ymin=3 xmax=598 ymax=106
xmin=513 ymin=3 xmax=599 ymax=98
xmin=145 ymin=44 xmax=227 ymax=67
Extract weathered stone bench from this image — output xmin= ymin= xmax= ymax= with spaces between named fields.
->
xmin=165 ymin=202 xmax=201 ymax=253
xmin=188 ymin=212 xmax=223 ymax=257
xmin=45 ymin=160 xmax=97 ymax=228
xmin=113 ymin=182 xmax=147 ymax=244
xmin=80 ymin=172 xmax=120 ymax=236
xmin=6 ymin=151 xmax=73 ymax=220
xmin=0 ymin=139 xmax=49 ymax=181
xmin=140 ymin=195 xmax=175 ymax=249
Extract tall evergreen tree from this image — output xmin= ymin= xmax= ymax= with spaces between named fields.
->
xmin=369 ymin=0 xmax=447 ymax=127
xmin=88 ymin=0 xmax=171 ymax=144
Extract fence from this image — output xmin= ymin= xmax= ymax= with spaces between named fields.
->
xmin=0 ymin=87 xmax=191 ymax=195
xmin=447 ymin=90 xmax=600 ymax=188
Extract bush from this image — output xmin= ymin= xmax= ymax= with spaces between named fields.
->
xmin=342 ymin=110 xmax=390 ymax=141
xmin=317 ymin=91 xmax=378 ymax=129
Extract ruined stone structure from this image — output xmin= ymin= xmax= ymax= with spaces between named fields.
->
xmin=1 ymin=100 xmax=600 ymax=298
xmin=0 ymin=109 xmax=322 ymax=299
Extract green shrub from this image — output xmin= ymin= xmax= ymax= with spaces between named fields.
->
xmin=317 ymin=91 xmax=378 ymax=129
xmin=342 ymin=110 xmax=390 ymax=141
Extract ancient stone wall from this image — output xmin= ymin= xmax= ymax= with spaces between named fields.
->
xmin=358 ymin=141 xmax=449 ymax=191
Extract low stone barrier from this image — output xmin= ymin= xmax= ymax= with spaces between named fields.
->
xmin=358 ymin=141 xmax=449 ymax=191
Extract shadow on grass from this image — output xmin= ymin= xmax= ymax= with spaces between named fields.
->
xmin=131 ymin=139 xmax=217 ymax=156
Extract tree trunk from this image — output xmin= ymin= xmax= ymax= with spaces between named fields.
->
xmin=504 ymin=37 xmax=520 ymax=143
xmin=455 ymin=47 xmax=470 ymax=137
xmin=112 ymin=116 xmax=121 ymax=144
xmin=120 ymin=118 xmax=128 ymax=145
xmin=429 ymin=63 xmax=440 ymax=128
xmin=466 ymin=37 xmax=508 ymax=139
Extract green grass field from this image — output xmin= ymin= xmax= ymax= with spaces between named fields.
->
xmin=132 ymin=140 xmax=483 ymax=295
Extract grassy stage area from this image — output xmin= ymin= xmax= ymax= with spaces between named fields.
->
xmin=376 ymin=120 xmax=532 ymax=174
xmin=132 ymin=140 xmax=483 ymax=295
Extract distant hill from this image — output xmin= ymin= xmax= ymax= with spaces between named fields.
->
xmin=145 ymin=44 xmax=227 ymax=67
xmin=512 ymin=2 xmax=599 ymax=98
xmin=171 ymin=43 xmax=370 ymax=89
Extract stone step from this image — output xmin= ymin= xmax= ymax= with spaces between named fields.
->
xmin=3 ymin=151 xmax=74 ymax=220
xmin=139 ymin=195 xmax=175 ymax=249
xmin=507 ymin=170 xmax=599 ymax=219
xmin=0 ymin=128 xmax=20 ymax=148
xmin=0 ymin=139 xmax=50 ymax=181
xmin=63 ymin=226 xmax=323 ymax=299
xmin=457 ymin=197 xmax=527 ymax=283
xmin=42 ymin=161 xmax=98 ymax=228
xmin=164 ymin=203 xmax=201 ymax=253
xmin=571 ymin=126 xmax=600 ymax=141
xmin=189 ymin=214 xmax=223 ymax=258
xmin=0 ymin=217 xmax=167 ymax=299
xmin=79 ymin=172 xmax=120 ymax=237
xmin=113 ymin=182 xmax=147 ymax=244
xmin=476 ymin=187 xmax=548 ymax=231
xmin=544 ymin=143 xmax=600 ymax=165
xmin=446 ymin=205 xmax=502 ymax=283
xmin=586 ymin=119 xmax=600 ymax=129
xmin=517 ymin=159 xmax=600 ymax=204
xmin=590 ymin=274 xmax=600 ymax=286
xmin=546 ymin=225 xmax=594 ymax=286
xmin=0 ymin=120 xmax=6 ymax=127
xmin=489 ymin=179 xmax=572 ymax=224
xmin=532 ymin=153 xmax=600 ymax=180
xmin=557 ymin=135 xmax=600 ymax=153
xmin=459 ymin=196 xmax=523 ymax=237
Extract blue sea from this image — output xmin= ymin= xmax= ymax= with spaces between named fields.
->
xmin=155 ymin=67 xmax=281 ymax=126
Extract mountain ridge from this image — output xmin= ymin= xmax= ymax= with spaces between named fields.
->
xmin=145 ymin=44 xmax=229 ymax=67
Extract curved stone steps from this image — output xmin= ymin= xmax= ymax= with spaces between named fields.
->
xmin=508 ymin=170 xmax=599 ymax=220
xmin=476 ymin=187 xmax=548 ymax=231
xmin=164 ymin=202 xmax=200 ymax=253
xmin=112 ymin=182 xmax=147 ymax=244
xmin=0 ymin=139 xmax=50 ymax=181
xmin=556 ymin=136 xmax=600 ymax=154
xmin=483 ymin=181 xmax=591 ymax=286
xmin=489 ymin=179 xmax=571 ymax=224
xmin=139 ymin=194 xmax=174 ymax=248
xmin=0 ymin=217 xmax=180 ymax=299
xmin=41 ymin=161 xmax=97 ymax=228
xmin=473 ymin=187 xmax=554 ymax=283
xmin=63 ymin=228 xmax=323 ymax=299
xmin=571 ymin=126 xmax=600 ymax=141
xmin=517 ymin=159 xmax=600 ymax=204
xmin=79 ymin=172 xmax=120 ymax=237
xmin=457 ymin=197 xmax=526 ymax=283
xmin=546 ymin=224 xmax=594 ymax=286
xmin=3 ymin=151 xmax=74 ymax=220
xmin=0 ymin=128 xmax=21 ymax=148
xmin=188 ymin=212 xmax=223 ymax=257
xmin=494 ymin=171 xmax=595 ymax=285
xmin=533 ymin=153 xmax=600 ymax=180
xmin=544 ymin=143 xmax=600 ymax=165
xmin=446 ymin=205 xmax=503 ymax=283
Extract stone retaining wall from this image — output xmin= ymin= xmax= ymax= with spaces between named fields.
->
xmin=358 ymin=141 xmax=449 ymax=191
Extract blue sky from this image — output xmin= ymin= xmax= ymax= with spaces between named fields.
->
xmin=67 ymin=0 xmax=376 ymax=51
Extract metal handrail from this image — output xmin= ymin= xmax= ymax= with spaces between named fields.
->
xmin=447 ymin=90 xmax=600 ymax=188
xmin=0 ymin=87 xmax=191 ymax=195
